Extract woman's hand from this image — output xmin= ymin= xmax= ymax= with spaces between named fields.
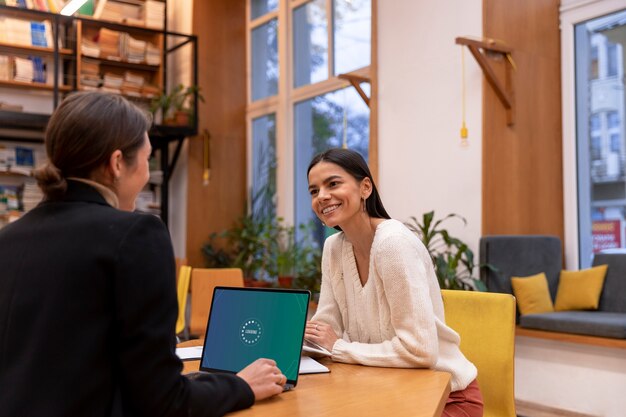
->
xmin=237 ymin=358 xmax=286 ymax=401
xmin=305 ymin=320 xmax=337 ymax=352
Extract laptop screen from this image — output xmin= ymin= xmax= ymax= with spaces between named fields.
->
xmin=200 ymin=287 xmax=310 ymax=386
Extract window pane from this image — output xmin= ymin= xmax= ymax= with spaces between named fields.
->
xmin=293 ymin=0 xmax=328 ymax=88
xmin=251 ymin=19 xmax=279 ymax=101
xmin=293 ymin=87 xmax=370 ymax=245
xmin=333 ymin=0 xmax=371 ymax=75
xmin=251 ymin=114 xmax=277 ymax=217
xmin=575 ymin=9 xmax=626 ymax=266
xmin=251 ymin=0 xmax=278 ymax=20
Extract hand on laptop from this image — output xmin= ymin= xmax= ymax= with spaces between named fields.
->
xmin=305 ymin=321 xmax=337 ymax=352
xmin=237 ymin=358 xmax=286 ymax=401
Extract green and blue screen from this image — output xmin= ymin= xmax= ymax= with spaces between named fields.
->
xmin=200 ymin=288 xmax=310 ymax=381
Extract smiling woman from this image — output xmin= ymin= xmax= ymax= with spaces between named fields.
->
xmin=304 ymin=147 xmax=484 ymax=417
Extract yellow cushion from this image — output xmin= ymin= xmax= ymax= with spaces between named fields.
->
xmin=510 ymin=272 xmax=554 ymax=315
xmin=554 ymin=265 xmax=608 ymax=311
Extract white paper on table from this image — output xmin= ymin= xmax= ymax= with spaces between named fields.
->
xmin=176 ymin=346 xmax=203 ymax=360
xmin=299 ymin=356 xmax=330 ymax=374
xmin=175 ymin=347 xmax=330 ymax=374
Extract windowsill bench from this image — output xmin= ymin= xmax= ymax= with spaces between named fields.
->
xmin=516 ymin=326 xmax=626 ymax=349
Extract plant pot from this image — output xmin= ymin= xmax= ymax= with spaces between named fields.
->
xmin=244 ymin=278 xmax=273 ymax=288
xmin=278 ymin=276 xmax=294 ymax=288
xmin=174 ymin=110 xmax=190 ymax=126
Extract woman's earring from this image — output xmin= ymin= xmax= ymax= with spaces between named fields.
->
xmin=362 ymin=196 xmax=366 ymax=212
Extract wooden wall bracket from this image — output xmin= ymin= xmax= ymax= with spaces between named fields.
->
xmin=338 ymin=73 xmax=371 ymax=107
xmin=456 ymin=36 xmax=515 ymax=125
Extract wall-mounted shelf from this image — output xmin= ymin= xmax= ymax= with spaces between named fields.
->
xmin=338 ymin=72 xmax=371 ymax=107
xmin=456 ymin=36 xmax=515 ymax=125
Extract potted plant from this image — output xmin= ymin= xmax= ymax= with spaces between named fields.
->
xmin=405 ymin=211 xmax=488 ymax=291
xmin=150 ymin=84 xmax=205 ymax=126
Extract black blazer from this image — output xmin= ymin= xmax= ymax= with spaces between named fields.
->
xmin=0 ymin=181 xmax=253 ymax=417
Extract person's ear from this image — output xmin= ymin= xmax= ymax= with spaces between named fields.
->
xmin=360 ymin=177 xmax=373 ymax=199
xmin=107 ymin=150 xmax=124 ymax=182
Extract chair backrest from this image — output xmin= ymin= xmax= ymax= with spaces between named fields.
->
xmin=175 ymin=257 xmax=188 ymax=286
xmin=189 ymin=268 xmax=244 ymax=337
xmin=592 ymin=253 xmax=626 ymax=313
xmin=480 ymin=235 xmax=562 ymax=300
xmin=441 ymin=289 xmax=517 ymax=417
xmin=175 ymin=265 xmax=192 ymax=335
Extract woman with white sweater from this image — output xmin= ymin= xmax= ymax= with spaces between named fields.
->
xmin=304 ymin=148 xmax=483 ymax=417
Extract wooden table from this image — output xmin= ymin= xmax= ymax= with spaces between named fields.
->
xmin=178 ymin=340 xmax=451 ymax=417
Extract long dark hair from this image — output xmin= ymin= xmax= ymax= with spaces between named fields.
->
xmin=307 ymin=148 xmax=391 ymax=227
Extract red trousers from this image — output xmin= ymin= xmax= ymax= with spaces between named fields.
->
xmin=442 ymin=379 xmax=483 ymax=417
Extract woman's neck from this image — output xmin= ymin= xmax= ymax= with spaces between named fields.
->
xmin=342 ymin=215 xmax=385 ymax=258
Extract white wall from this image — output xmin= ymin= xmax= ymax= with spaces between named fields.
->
xmin=516 ymin=336 xmax=626 ymax=417
xmin=377 ymin=0 xmax=483 ymax=256
xmin=167 ymin=0 xmax=193 ymax=258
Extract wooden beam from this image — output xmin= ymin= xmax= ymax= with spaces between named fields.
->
xmin=338 ymin=73 xmax=370 ymax=107
xmin=456 ymin=36 xmax=515 ymax=125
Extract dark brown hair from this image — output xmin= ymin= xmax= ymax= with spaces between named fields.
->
xmin=34 ymin=91 xmax=151 ymax=198
xmin=307 ymin=148 xmax=391 ymax=227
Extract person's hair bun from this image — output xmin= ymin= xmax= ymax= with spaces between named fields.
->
xmin=34 ymin=163 xmax=67 ymax=198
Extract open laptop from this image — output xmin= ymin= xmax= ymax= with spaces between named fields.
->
xmin=199 ymin=286 xmax=310 ymax=390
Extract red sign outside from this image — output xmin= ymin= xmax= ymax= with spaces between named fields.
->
xmin=592 ymin=220 xmax=622 ymax=253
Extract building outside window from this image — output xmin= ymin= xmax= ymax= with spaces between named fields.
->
xmin=575 ymin=9 xmax=626 ymax=266
xmin=247 ymin=0 xmax=372 ymax=247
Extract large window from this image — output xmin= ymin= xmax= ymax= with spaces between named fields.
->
xmin=246 ymin=0 xmax=373 ymax=244
xmin=575 ymin=8 xmax=626 ymax=267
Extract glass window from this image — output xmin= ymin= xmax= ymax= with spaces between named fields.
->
xmin=251 ymin=0 xmax=279 ymax=20
xmin=251 ymin=19 xmax=279 ymax=101
xmin=293 ymin=86 xmax=370 ymax=245
xmin=610 ymin=133 xmax=621 ymax=153
xmin=251 ymin=114 xmax=277 ymax=217
xmin=293 ymin=0 xmax=328 ymax=88
xmin=333 ymin=0 xmax=371 ymax=75
xmin=590 ymin=44 xmax=599 ymax=79
xmin=607 ymin=42 xmax=618 ymax=77
xmin=575 ymin=9 xmax=626 ymax=265
xmin=608 ymin=111 xmax=620 ymax=129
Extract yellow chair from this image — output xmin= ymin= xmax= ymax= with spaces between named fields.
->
xmin=175 ymin=265 xmax=192 ymax=335
xmin=174 ymin=257 xmax=188 ymax=286
xmin=189 ymin=268 xmax=244 ymax=337
xmin=441 ymin=289 xmax=517 ymax=417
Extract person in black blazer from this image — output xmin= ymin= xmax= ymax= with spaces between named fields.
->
xmin=0 ymin=92 xmax=286 ymax=417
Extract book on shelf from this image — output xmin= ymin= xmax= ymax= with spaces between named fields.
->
xmin=0 ymin=102 xmax=24 ymax=111
xmin=0 ymin=55 xmax=9 ymax=81
xmin=30 ymin=21 xmax=47 ymax=47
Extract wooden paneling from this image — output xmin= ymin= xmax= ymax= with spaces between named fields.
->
xmin=369 ymin=0 xmax=378 ymax=182
xmin=482 ymin=0 xmax=564 ymax=241
xmin=187 ymin=0 xmax=247 ymax=267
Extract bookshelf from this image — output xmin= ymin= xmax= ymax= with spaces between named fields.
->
xmin=0 ymin=1 xmax=198 ymax=228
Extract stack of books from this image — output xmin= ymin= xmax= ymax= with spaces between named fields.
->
xmin=120 ymin=71 xmax=145 ymax=97
xmin=13 ymin=57 xmax=34 ymax=83
xmin=98 ymin=28 xmax=120 ymax=60
xmin=119 ymin=33 xmax=146 ymax=64
xmin=141 ymin=0 xmax=165 ymax=30
xmin=21 ymin=178 xmax=43 ymax=212
xmin=81 ymin=38 xmax=100 ymax=58
xmin=100 ymin=0 xmax=142 ymax=26
xmin=0 ymin=17 xmax=54 ymax=48
xmin=101 ymin=71 xmax=123 ymax=94
xmin=141 ymin=83 xmax=160 ymax=99
xmin=145 ymin=42 xmax=161 ymax=66
xmin=80 ymin=58 xmax=101 ymax=90
xmin=0 ymin=55 xmax=10 ymax=81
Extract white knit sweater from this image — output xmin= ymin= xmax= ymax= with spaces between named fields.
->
xmin=311 ymin=219 xmax=477 ymax=392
